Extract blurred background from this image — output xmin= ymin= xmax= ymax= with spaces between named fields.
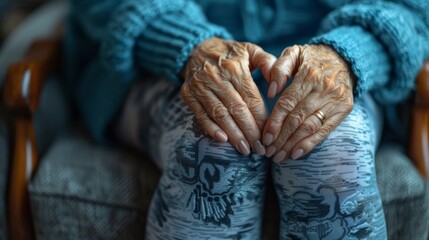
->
xmin=0 ymin=0 xmax=50 ymax=44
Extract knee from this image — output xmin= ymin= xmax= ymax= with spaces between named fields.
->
xmin=308 ymin=101 xmax=377 ymax=161
xmin=174 ymin=135 xmax=267 ymax=193
xmin=160 ymin=125 xmax=268 ymax=227
xmin=163 ymin=110 xmax=267 ymax=176
xmin=272 ymin=101 xmax=379 ymax=186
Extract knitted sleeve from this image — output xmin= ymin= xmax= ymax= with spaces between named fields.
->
xmin=311 ymin=1 xmax=429 ymax=104
xmin=100 ymin=0 xmax=232 ymax=84
xmin=69 ymin=0 xmax=231 ymax=142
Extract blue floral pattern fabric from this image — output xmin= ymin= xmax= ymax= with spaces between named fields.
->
xmin=116 ymin=78 xmax=386 ymax=239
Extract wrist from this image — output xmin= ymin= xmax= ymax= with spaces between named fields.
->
xmin=181 ymin=37 xmax=225 ymax=80
xmin=316 ymin=44 xmax=357 ymax=92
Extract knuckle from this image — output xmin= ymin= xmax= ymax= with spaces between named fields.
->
xmin=211 ymin=104 xmax=229 ymax=121
xmin=246 ymin=96 xmax=264 ymax=111
xmin=277 ymin=97 xmax=295 ymax=113
xmin=271 ymin=64 xmax=284 ymax=76
xmin=289 ymin=111 xmax=305 ymax=127
xmin=223 ymin=58 xmax=240 ymax=69
xmin=317 ymin=127 xmax=331 ymax=138
xmin=250 ymin=43 xmax=262 ymax=51
xmin=273 ymin=136 xmax=286 ymax=149
xmin=306 ymin=67 xmax=321 ymax=82
xmin=180 ymin=86 xmax=188 ymax=99
xmin=195 ymin=111 xmax=208 ymax=124
xmin=281 ymin=45 xmax=299 ymax=57
xmin=307 ymin=135 xmax=321 ymax=147
xmin=284 ymin=115 xmax=302 ymax=135
xmin=245 ymin=95 xmax=259 ymax=105
xmin=229 ymin=102 xmax=248 ymax=118
xmin=188 ymin=75 xmax=203 ymax=88
xmin=346 ymin=97 xmax=354 ymax=111
xmin=280 ymin=48 xmax=289 ymax=57
xmin=291 ymin=45 xmax=300 ymax=51
xmin=247 ymin=42 xmax=260 ymax=54
xmin=345 ymin=103 xmax=353 ymax=113
xmin=335 ymin=96 xmax=353 ymax=114
xmin=303 ymin=119 xmax=319 ymax=134
xmin=203 ymin=63 xmax=221 ymax=80
xmin=222 ymin=61 xmax=242 ymax=80
xmin=270 ymin=115 xmax=284 ymax=126
xmin=331 ymin=84 xmax=346 ymax=96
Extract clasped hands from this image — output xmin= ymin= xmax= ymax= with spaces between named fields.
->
xmin=181 ymin=38 xmax=354 ymax=163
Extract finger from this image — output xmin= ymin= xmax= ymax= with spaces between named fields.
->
xmin=272 ymin=103 xmax=329 ymax=163
xmin=246 ymin=43 xmax=277 ymax=81
xmin=231 ymin=60 xmax=268 ymax=129
xmin=190 ymin=80 xmax=252 ymax=156
xmin=289 ymin=112 xmax=346 ymax=161
xmin=181 ymin=88 xmax=228 ymax=143
xmin=213 ymin=60 xmax=266 ymax=155
xmin=198 ymin=90 xmax=251 ymax=155
xmin=267 ymin=93 xmax=325 ymax=159
xmin=262 ymin=67 xmax=312 ymax=149
xmin=268 ymin=45 xmax=301 ymax=98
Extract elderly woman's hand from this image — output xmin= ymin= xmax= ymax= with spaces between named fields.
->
xmin=262 ymin=45 xmax=355 ymax=162
xmin=181 ymin=37 xmax=276 ymax=155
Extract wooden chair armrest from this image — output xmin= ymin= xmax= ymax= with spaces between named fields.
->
xmin=409 ymin=61 xmax=429 ymax=181
xmin=3 ymin=30 xmax=61 ymax=114
xmin=3 ymin=26 xmax=62 ymax=240
xmin=416 ymin=61 xmax=429 ymax=103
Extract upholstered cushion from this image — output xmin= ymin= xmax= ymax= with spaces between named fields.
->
xmin=29 ymin=136 xmax=160 ymax=239
xmin=34 ymin=77 xmax=71 ymax=156
xmin=375 ymin=143 xmax=429 ymax=240
xmin=29 ymin=138 xmax=429 ymax=239
xmin=0 ymin=119 xmax=8 ymax=240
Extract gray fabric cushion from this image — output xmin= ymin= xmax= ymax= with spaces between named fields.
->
xmin=29 ymin=136 xmax=160 ymax=239
xmin=29 ymin=138 xmax=429 ymax=239
xmin=34 ymin=76 xmax=71 ymax=156
xmin=0 ymin=119 xmax=9 ymax=240
xmin=376 ymin=143 xmax=429 ymax=240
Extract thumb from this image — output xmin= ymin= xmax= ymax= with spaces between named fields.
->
xmin=268 ymin=45 xmax=301 ymax=98
xmin=246 ymin=43 xmax=277 ymax=82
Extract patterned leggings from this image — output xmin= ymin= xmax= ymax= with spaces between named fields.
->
xmin=114 ymin=78 xmax=387 ymax=239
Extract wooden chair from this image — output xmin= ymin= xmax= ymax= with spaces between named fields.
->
xmin=2 ymin=29 xmax=429 ymax=240
xmin=410 ymin=62 xmax=429 ymax=179
xmin=3 ymin=28 xmax=61 ymax=240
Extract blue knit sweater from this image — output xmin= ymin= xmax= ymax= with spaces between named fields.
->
xmin=65 ymin=0 xmax=429 ymax=142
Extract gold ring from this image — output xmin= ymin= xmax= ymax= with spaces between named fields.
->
xmin=314 ymin=110 xmax=326 ymax=124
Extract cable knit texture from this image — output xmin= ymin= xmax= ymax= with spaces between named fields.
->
xmin=65 ymin=0 xmax=429 ymax=142
xmin=66 ymin=0 xmax=231 ymax=142
xmin=100 ymin=0 xmax=187 ymax=74
xmin=313 ymin=1 xmax=429 ymax=104
xmin=135 ymin=13 xmax=232 ymax=84
xmin=310 ymin=26 xmax=391 ymax=98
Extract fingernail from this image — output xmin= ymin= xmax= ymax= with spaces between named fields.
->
xmin=215 ymin=130 xmax=228 ymax=142
xmin=237 ymin=140 xmax=251 ymax=155
xmin=268 ymin=82 xmax=278 ymax=98
xmin=254 ymin=140 xmax=266 ymax=155
xmin=263 ymin=133 xmax=274 ymax=146
xmin=265 ymin=145 xmax=276 ymax=157
xmin=291 ymin=148 xmax=304 ymax=160
xmin=273 ymin=150 xmax=286 ymax=163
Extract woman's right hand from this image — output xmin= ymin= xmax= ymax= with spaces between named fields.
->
xmin=181 ymin=37 xmax=276 ymax=155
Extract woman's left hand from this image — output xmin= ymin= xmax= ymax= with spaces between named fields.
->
xmin=262 ymin=44 xmax=355 ymax=163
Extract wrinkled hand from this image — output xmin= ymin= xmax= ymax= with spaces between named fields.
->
xmin=181 ymin=37 xmax=276 ymax=155
xmin=262 ymin=45 xmax=355 ymax=162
